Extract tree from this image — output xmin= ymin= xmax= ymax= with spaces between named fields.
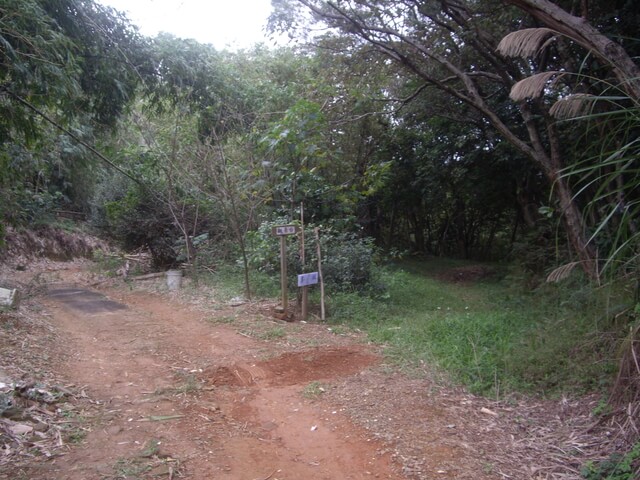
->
xmin=503 ymin=0 xmax=640 ymax=100
xmin=0 ymin=0 xmax=152 ymax=235
xmin=373 ymin=104 xmax=527 ymax=259
xmin=145 ymin=34 xmax=256 ymax=142
xmin=497 ymin=0 xmax=640 ymax=279
xmin=276 ymin=0 xmax=600 ymax=276
xmin=0 ymin=0 xmax=151 ymax=140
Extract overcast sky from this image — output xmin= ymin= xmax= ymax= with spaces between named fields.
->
xmin=97 ymin=0 xmax=277 ymax=50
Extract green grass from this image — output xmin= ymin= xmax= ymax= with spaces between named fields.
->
xmin=258 ymin=326 xmax=287 ymax=340
xmin=328 ymin=259 xmax=624 ymax=396
xmin=200 ymin=258 xmax=627 ymax=397
xmin=302 ymin=381 xmax=327 ymax=399
xmin=192 ymin=264 xmax=281 ymax=301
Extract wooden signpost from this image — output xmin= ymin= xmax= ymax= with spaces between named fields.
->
xmin=272 ymin=225 xmax=300 ymax=313
xmin=272 ymin=217 xmax=325 ymax=322
xmin=314 ymin=227 xmax=326 ymax=321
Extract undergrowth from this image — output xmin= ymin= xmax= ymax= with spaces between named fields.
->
xmin=581 ymin=442 xmax=640 ymax=480
xmin=332 ymin=259 xmax=628 ymax=396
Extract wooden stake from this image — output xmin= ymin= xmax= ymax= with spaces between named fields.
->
xmin=300 ymin=202 xmax=308 ymax=321
xmin=314 ymin=228 xmax=326 ymax=321
xmin=280 ymin=235 xmax=287 ymax=312
xmin=301 ymin=285 xmax=308 ymax=321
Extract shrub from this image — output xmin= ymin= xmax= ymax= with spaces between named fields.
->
xmin=321 ymin=232 xmax=377 ymax=291
xmin=581 ymin=442 xmax=640 ymax=480
xmin=102 ymin=187 xmax=179 ymax=268
xmin=246 ymin=218 xmax=379 ymax=293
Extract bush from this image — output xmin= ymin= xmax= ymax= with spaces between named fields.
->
xmin=321 ymin=233 xmax=377 ymax=291
xmin=581 ymin=442 xmax=640 ymax=480
xmin=246 ymin=218 xmax=379 ymax=293
xmin=101 ymin=187 xmax=179 ymax=268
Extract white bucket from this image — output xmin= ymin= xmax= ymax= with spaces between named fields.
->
xmin=166 ymin=270 xmax=183 ymax=291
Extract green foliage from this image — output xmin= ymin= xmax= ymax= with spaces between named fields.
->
xmin=246 ymin=218 xmax=379 ymax=293
xmin=321 ymin=233 xmax=377 ymax=292
xmin=0 ymin=0 xmax=151 ymax=231
xmin=581 ymin=442 xmax=640 ymax=480
xmin=372 ymin=112 xmax=526 ymax=258
xmin=106 ymin=196 xmax=179 ymax=267
xmin=559 ymin=97 xmax=640 ymax=281
xmin=0 ymin=0 xmax=80 ymax=142
xmin=259 ymin=327 xmax=287 ymax=341
xmin=0 ymin=0 xmax=150 ymax=140
xmin=507 ymin=222 xmax=571 ymax=286
xmin=146 ymin=35 xmax=254 ymax=141
xmin=191 ymin=264 xmax=279 ymax=302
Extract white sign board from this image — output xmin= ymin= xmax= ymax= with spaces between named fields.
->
xmin=272 ymin=225 xmax=299 ymax=236
xmin=297 ymin=272 xmax=319 ymax=287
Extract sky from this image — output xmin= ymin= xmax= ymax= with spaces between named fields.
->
xmin=97 ymin=0 xmax=278 ymax=50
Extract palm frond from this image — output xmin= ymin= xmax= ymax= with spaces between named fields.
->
xmin=550 ymin=93 xmax=598 ymax=119
xmin=497 ymin=28 xmax=557 ymax=58
xmin=510 ymin=71 xmax=562 ymax=101
xmin=546 ymin=262 xmax=581 ymax=283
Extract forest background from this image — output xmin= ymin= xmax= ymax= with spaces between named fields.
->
xmin=1 ymin=0 xmax=640 ymax=474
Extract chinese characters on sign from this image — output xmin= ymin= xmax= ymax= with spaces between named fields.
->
xmin=271 ymin=225 xmax=299 ymax=236
xmin=297 ymin=272 xmax=319 ymax=287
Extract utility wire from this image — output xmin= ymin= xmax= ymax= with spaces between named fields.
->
xmin=7 ymin=89 xmax=146 ymax=187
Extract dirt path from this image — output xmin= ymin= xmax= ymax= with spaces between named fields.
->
xmin=2 ymin=262 xmax=609 ymax=480
xmin=28 ymin=282 xmax=404 ymax=479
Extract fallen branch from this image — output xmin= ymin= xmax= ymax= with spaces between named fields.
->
xmin=131 ymin=272 xmax=166 ymax=281
xmin=137 ymin=415 xmax=185 ymax=422
xmin=255 ymin=469 xmax=278 ymax=480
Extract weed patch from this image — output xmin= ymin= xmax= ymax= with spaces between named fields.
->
xmin=112 ymin=439 xmax=182 ymax=479
xmin=302 ymin=381 xmax=327 ymax=399
xmin=258 ymin=326 xmax=287 ymax=341
xmin=581 ymin=442 xmax=640 ymax=479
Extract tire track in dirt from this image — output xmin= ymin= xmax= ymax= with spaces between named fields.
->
xmin=40 ymin=284 xmax=403 ymax=479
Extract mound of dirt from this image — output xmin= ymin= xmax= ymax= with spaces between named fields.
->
xmin=258 ymin=347 xmax=379 ymax=386
xmin=203 ymin=347 xmax=378 ymax=389
xmin=2 ymin=226 xmax=110 ymax=266
xmin=438 ymin=265 xmax=496 ymax=283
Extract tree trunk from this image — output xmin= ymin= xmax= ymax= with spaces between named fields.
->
xmin=387 ymin=204 xmax=396 ymax=248
xmin=409 ymin=208 xmax=425 ymax=253
xmin=542 ymin=121 xmax=598 ymax=279
xmin=552 ymin=170 xmax=597 ymax=277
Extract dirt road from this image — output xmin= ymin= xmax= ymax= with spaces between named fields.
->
xmin=32 ymin=282 xmax=403 ymax=479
